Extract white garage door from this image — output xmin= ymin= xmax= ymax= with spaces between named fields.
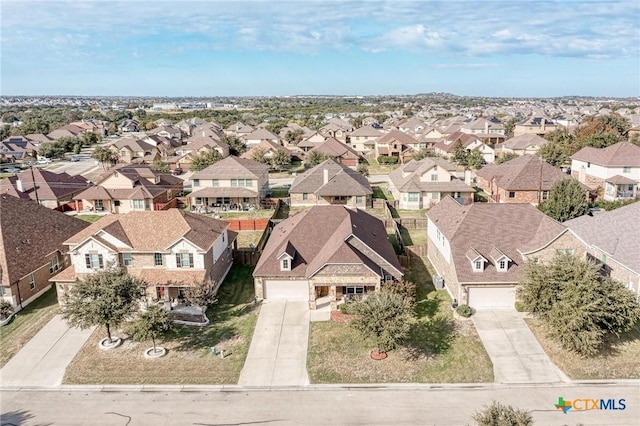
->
xmin=467 ymin=287 xmax=515 ymax=310
xmin=263 ymin=280 xmax=309 ymax=300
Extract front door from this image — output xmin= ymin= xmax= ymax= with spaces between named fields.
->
xmin=316 ymin=286 xmax=329 ymax=297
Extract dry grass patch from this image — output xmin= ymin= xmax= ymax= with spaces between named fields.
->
xmin=526 ymin=318 xmax=640 ymax=380
xmin=400 ymin=228 xmax=427 ymax=246
xmin=397 ymin=209 xmax=429 ymax=219
xmin=235 ymin=231 xmax=265 ymax=248
xmin=63 ymin=265 xmax=258 ymax=385
xmin=0 ymin=287 xmax=60 ymax=367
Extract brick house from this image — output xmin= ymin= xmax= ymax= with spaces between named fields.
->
xmin=570 ymin=142 xmax=640 ymax=201
xmin=513 ymin=116 xmax=557 ymax=137
xmin=0 ymin=195 xmax=89 ymax=311
xmin=1 ymin=168 xmax=89 ymax=209
xmin=427 ymin=197 xmax=585 ymax=310
xmin=476 ymin=155 xmax=571 ymax=205
xmin=501 ymin=134 xmax=548 ymax=156
xmin=565 ymin=202 xmax=640 ymax=301
xmin=307 ymin=137 xmax=361 ymax=168
xmin=51 ymin=209 xmax=235 ymax=304
xmin=289 ymin=159 xmax=372 ymax=209
xmin=253 ymin=205 xmax=403 ymax=310
xmin=349 ymin=125 xmax=383 ymax=154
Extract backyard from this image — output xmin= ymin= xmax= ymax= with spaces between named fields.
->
xmin=306 ymin=257 xmax=493 ymax=383
xmin=63 ymin=265 xmax=259 ymax=385
xmin=0 ymin=287 xmax=60 ymax=368
xmin=235 ymin=230 xmax=265 ymax=248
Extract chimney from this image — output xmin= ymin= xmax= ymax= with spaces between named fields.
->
xmin=323 ymin=168 xmax=328 ymax=185
xmin=541 ymin=118 xmax=546 ymax=131
xmin=16 ymin=178 xmax=23 ymax=193
xmin=484 ymin=120 xmax=489 ymax=134
xmin=202 ymin=131 xmax=205 ymax=137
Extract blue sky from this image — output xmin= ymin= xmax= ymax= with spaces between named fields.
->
xmin=2 ymin=0 xmax=639 ymax=97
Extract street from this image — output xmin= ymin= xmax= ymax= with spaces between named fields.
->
xmin=1 ymin=383 xmax=639 ymax=425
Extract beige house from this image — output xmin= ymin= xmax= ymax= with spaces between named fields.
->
xmin=348 ymin=125 xmax=383 ymax=154
xmin=51 ymin=210 xmax=235 ymax=304
xmin=189 ymin=156 xmax=270 ymax=209
xmin=111 ymin=139 xmax=159 ymax=164
xmin=253 ymin=205 xmax=403 ymax=310
xmin=502 ymin=134 xmax=548 ymax=156
xmin=427 ymin=197 xmax=585 ymax=310
xmin=513 ymin=116 xmax=557 ymax=137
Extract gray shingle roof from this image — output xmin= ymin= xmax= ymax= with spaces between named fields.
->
xmin=191 ymin=156 xmax=269 ymax=179
xmin=475 ymin=155 xmax=569 ymax=191
xmin=289 ymin=159 xmax=371 ymax=196
xmin=571 ymin=142 xmax=640 ymax=167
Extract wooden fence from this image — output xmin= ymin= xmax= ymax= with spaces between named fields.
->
xmin=395 ymin=218 xmax=428 ymax=229
xmin=225 ymin=218 xmax=270 ymax=231
xmin=232 ymin=249 xmax=261 ymax=266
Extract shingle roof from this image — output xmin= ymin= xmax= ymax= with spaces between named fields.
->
xmin=64 ymin=209 xmax=228 ymax=252
xmin=475 ymin=155 xmax=569 ymax=191
xmin=389 ymin=158 xmax=473 ymax=194
xmin=565 ymin=202 xmax=640 ymax=275
xmin=375 ymin=130 xmax=419 ymax=146
xmin=309 ymin=137 xmax=359 ymax=159
xmin=350 ymin=125 xmax=383 ymax=137
xmin=428 ymin=197 xmax=567 ymax=283
xmin=254 ymin=206 xmax=402 ymax=279
xmin=240 ymin=140 xmax=291 ymax=160
xmin=0 ymin=169 xmax=90 ymax=202
xmin=289 ymin=159 xmax=372 ymax=196
xmin=191 ymin=156 xmax=270 ymax=179
xmin=570 ymin=142 xmax=640 ymax=167
xmin=0 ymin=195 xmax=90 ymax=285
xmin=503 ymin=134 xmax=548 ymax=150
xmin=243 ymin=128 xmax=279 ymax=141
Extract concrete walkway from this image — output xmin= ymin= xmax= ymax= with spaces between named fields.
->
xmin=239 ymin=300 xmax=310 ymax=387
xmin=472 ymin=310 xmax=566 ymax=383
xmin=0 ymin=315 xmax=95 ymax=387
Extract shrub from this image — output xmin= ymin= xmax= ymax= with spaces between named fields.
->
xmin=455 ymin=304 xmax=473 ymax=318
xmin=472 ymin=401 xmax=533 ymax=426
xmin=377 ymin=155 xmax=399 ymax=165
xmin=0 ymin=300 xmax=14 ymax=320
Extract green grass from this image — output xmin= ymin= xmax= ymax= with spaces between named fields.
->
xmin=269 ymin=187 xmax=290 ymax=198
xmin=387 ymin=231 xmax=402 ymax=255
xmin=63 ymin=265 xmax=259 ymax=385
xmin=371 ymin=185 xmax=388 ymax=200
xmin=367 ymin=159 xmax=400 ymax=175
xmin=307 ymin=257 xmax=493 ymax=383
xmin=76 ymin=214 xmax=104 ymax=223
xmin=0 ymin=287 xmax=60 ymax=368
xmin=396 ymin=209 xmax=429 ymax=219
xmin=400 ymin=228 xmax=428 ymax=246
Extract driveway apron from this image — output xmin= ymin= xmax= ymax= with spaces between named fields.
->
xmin=239 ymin=300 xmax=310 ymax=387
xmin=0 ymin=315 xmax=95 ymax=387
xmin=472 ymin=310 xmax=566 ymax=383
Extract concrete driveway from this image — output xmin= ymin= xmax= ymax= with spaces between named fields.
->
xmin=472 ymin=310 xmax=566 ymax=383
xmin=0 ymin=315 xmax=95 ymax=387
xmin=238 ymin=300 xmax=310 ymax=387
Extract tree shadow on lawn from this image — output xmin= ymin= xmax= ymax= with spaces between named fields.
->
xmin=404 ymin=316 xmax=456 ymax=361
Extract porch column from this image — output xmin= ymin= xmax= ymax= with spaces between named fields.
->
xmin=309 ymin=284 xmax=317 ymax=310
xmin=375 ymin=281 xmax=381 ymax=292
xmin=164 ymin=286 xmax=171 ymax=302
xmin=329 ymin=286 xmax=337 ymax=311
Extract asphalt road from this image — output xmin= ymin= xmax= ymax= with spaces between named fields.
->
xmin=1 ymin=383 xmax=638 ymax=425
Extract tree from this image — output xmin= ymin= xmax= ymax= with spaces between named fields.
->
xmin=466 ymin=150 xmax=484 ymax=169
xmin=183 ymin=280 xmax=218 ymax=322
xmin=539 ymin=178 xmax=589 ymax=222
xmin=92 ymin=146 xmax=118 ymax=168
xmin=128 ymin=305 xmax=174 ymax=355
xmin=250 ymin=147 xmax=269 ymax=164
xmin=539 ymin=128 xmax=576 ymax=167
xmin=495 ymin=152 xmax=519 ymax=164
xmin=574 ymin=114 xmax=630 ymax=148
xmin=503 ymin=117 xmax=520 ymax=137
xmin=306 ymin=150 xmax=330 ymax=167
xmin=151 ymin=160 xmax=170 ymax=173
xmin=0 ymin=300 xmax=14 ymax=320
xmin=518 ymin=254 xmax=640 ymax=356
xmin=412 ymin=149 xmax=435 ymax=161
xmin=37 ymin=142 xmax=66 ymax=159
xmin=472 ymin=401 xmax=533 ymax=426
xmin=223 ymin=135 xmax=247 ymax=156
xmin=284 ymin=128 xmax=304 ymax=146
xmin=190 ymin=150 xmax=222 ymax=172
xmin=61 ymin=267 xmax=146 ymax=344
xmin=356 ymin=163 xmax=369 ymax=177
xmin=350 ymin=290 xmax=415 ymax=355
xmin=452 ymin=141 xmax=468 ymax=166
xmin=270 ymin=149 xmax=291 ymax=170
xmin=81 ymin=131 xmax=100 ymax=146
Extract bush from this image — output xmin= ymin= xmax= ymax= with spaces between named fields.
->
xmin=514 ymin=301 xmax=526 ymax=312
xmin=455 ymin=304 xmax=473 ymax=318
xmin=0 ymin=300 xmax=14 ymax=320
xmin=472 ymin=401 xmax=533 ymax=426
xmin=377 ymin=155 xmax=399 ymax=165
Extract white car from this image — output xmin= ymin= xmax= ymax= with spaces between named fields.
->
xmin=36 ymin=158 xmax=52 ymax=164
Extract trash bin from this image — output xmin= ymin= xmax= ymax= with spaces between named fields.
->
xmin=209 ymin=346 xmax=216 ymax=356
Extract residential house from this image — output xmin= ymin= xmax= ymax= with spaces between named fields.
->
xmin=225 ymin=122 xmax=254 ymax=138
xmin=349 ymin=125 xmax=383 ymax=154
xmin=1 ymin=168 xmax=90 ymax=209
xmin=178 ymin=135 xmax=230 ymax=158
xmin=47 ymin=124 xmax=86 ymax=140
xmin=298 ymin=131 xmax=327 ymax=152
xmin=459 ymin=117 xmax=506 ymax=144
xmin=0 ymin=195 xmax=89 ymax=311
xmin=565 ymin=202 xmax=640 ymax=301
xmin=372 ymin=130 xmax=419 ymax=163
xmin=397 ymin=117 xmax=428 ymax=134
xmin=289 ymin=159 xmax=372 ymax=209
xmin=253 ymin=205 xmax=403 ymax=310
xmin=189 ymin=156 xmax=270 ymax=209
xmin=51 ymin=209 xmax=235 ymax=304
xmin=72 ymin=165 xmax=183 ymax=213
xmin=476 ymin=155 xmax=571 ymax=205
xmin=241 ymin=128 xmax=280 ymax=148
xmin=513 ymin=116 xmax=557 ymax=137
xmin=111 ymin=138 xmax=159 ymax=164
xmin=318 ymin=120 xmax=353 ymax=143
xmin=308 ymin=137 xmax=361 ymax=168
xmin=435 ymin=131 xmax=495 ymax=164
xmin=427 ymin=197 xmax=585 ymax=309
xmin=389 ymin=158 xmax=474 ymax=209
xmin=1 ymin=137 xmax=39 ymax=163
xmin=175 ymin=117 xmax=207 ymax=136
xmin=150 ymin=125 xmax=182 ymax=140
xmin=570 ymin=142 xmax=640 ymax=201
xmin=118 ymin=119 xmax=140 ymax=133
xmin=501 ymin=134 xmax=548 ymax=156
xmin=240 ymin=140 xmax=292 ymax=162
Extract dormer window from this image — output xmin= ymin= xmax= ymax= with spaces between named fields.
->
xmin=466 ymin=247 xmax=487 ymax=272
xmin=490 ymin=247 xmax=512 ymax=273
xmin=498 ymin=260 xmax=507 ymax=271
xmin=473 ymin=260 xmax=484 ymax=271
xmin=282 ymin=259 xmax=289 ymax=270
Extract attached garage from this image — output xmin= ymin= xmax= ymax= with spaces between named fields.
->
xmin=467 ymin=287 xmax=516 ymax=310
xmin=263 ymin=280 xmax=309 ymax=300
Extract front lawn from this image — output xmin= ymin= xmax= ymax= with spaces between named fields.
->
xmin=307 ymin=257 xmax=493 ymax=383
xmin=76 ymin=214 xmax=104 ymax=223
xmin=0 ymin=287 xmax=60 ymax=368
xmin=527 ymin=318 xmax=640 ymax=380
xmin=63 ymin=265 xmax=259 ymax=385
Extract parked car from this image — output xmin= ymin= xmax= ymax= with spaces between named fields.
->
xmin=3 ymin=167 xmax=21 ymax=174
xmin=172 ymin=168 xmax=183 ymax=175
xmin=36 ymin=158 xmax=52 ymax=164
xmin=70 ymin=155 xmax=81 ymax=162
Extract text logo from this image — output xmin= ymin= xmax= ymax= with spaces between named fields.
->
xmin=554 ymin=397 xmax=626 ymax=414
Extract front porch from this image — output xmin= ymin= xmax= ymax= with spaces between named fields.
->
xmin=309 ymin=277 xmax=381 ymax=310
xmin=604 ymin=176 xmax=638 ymax=201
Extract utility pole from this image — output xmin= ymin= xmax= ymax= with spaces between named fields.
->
xmin=538 ymin=156 xmax=543 ymax=205
xmin=29 ymin=165 xmax=40 ymax=204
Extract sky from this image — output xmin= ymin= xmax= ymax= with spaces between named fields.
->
xmin=1 ymin=0 xmax=639 ymax=97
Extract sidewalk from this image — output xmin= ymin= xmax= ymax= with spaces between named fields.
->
xmin=0 ymin=315 xmax=95 ymax=387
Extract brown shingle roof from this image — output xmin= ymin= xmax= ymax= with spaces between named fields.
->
xmin=0 ymin=195 xmax=90 ymax=284
xmin=571 ymin=142 xmax=640 ymax=167
xmin=309 ymin=137 xmax=359 ymax=159
xmin=1 ymin=169 xmax=90 ymax=202
xmin=389 ymin=158 xmax=473 ymax=194
xmin=375 ymin=130 xmax=419 ymax=146
xmin=191 ymin=156 xmax=269 ymax=179
xmin=503 ymin=134 xmax=548 ymax=150
xmin=289 ymin=159 xmax=371 ymax=196
xmin=475 ymin=155 xmax=569 ymax=191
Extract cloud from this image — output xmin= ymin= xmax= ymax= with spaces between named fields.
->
xmin=434 ymin=63 xmax=497 ymax=69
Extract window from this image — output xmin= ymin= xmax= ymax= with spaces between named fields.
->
xmin=231 ymin=179 xmax=238 ymax=187
xmin=49 ymin=257 xmax=60 ymax=274
xmin=623 ymin=167 xmax=631 ymax=173
xmin=302 ymin=193 xmax=308 ymax=201
xmin=29 ymin=274 xmax=35 ymax=290
xmin=431 ymin=192 xmax=440 ymax=201
xmin=132 ymin=199 xmax=145 ymax=210
xmin=154 ymin=253 xmax=163 ymax=266
xmin=430 ymin=174 xmax=438 ymax=181
xmin=556 ymin=249 xmax=575 ymax=256
xmin=114 ymin=200 xmax=120 ymax=206
xmin=245 ymin=179 xmax=253 ymax=187
xmin=0 ymin=286 xmax=6 ymax=296
xmin=508 ymin=191 xmax=516 ymax=198
xmin=167 ymin=190 xmax=172 ymax=200
xmin=85 ymin=253 xmax=104 ymax=269
xmin=282 ymin=259 xmax=289 ymax=269
xmin=193 ymin=179 xmax=200 ymax=187
xmin=473 ymin=260 xmax=483 ymax=271
xmin=122 ymin=253 xmax=132 ymax=266
xmin=408 ymin=193 xmax=420 ymax=202
xmin=542 ymin=190 xmax=549 ymax=200
xmin=498 ymin=260 xmax=507 ymax=270
xmin=212 ymin=179 xmax=219 ymax=187
xmin=345 ymin=286 xmax=364 ymax=294
xmin=95 ymin=199 xmax=104 ymax=209
xmin=120 ymin=150 xmax=127 ymax=158
xmin=176 ymin=253 xmax=194 ymax=268
xmin=356 ymin=195 xmax=363 ymax=203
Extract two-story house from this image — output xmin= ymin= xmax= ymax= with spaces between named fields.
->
xmin=51 ymin=209 xmax=235 ymax=304
xmin=434 ymin=131 xmax=495 ymax=164
xmin=570 ymin=142 xmax=640 ymax=201
xmin=189 ymin=156 xmax=270 ymax=209
xmin=110 ymin=139 xmax=159 ymax=164
xmin=501 ymin=134 xmax=548 ymax=156
xmin=513 ymin=116 xmax=557 ymax=137
xmin=349 ymin=125 xmax=383 ymax=154
xmin=1 ymin=168 xmax=89 ymax=209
